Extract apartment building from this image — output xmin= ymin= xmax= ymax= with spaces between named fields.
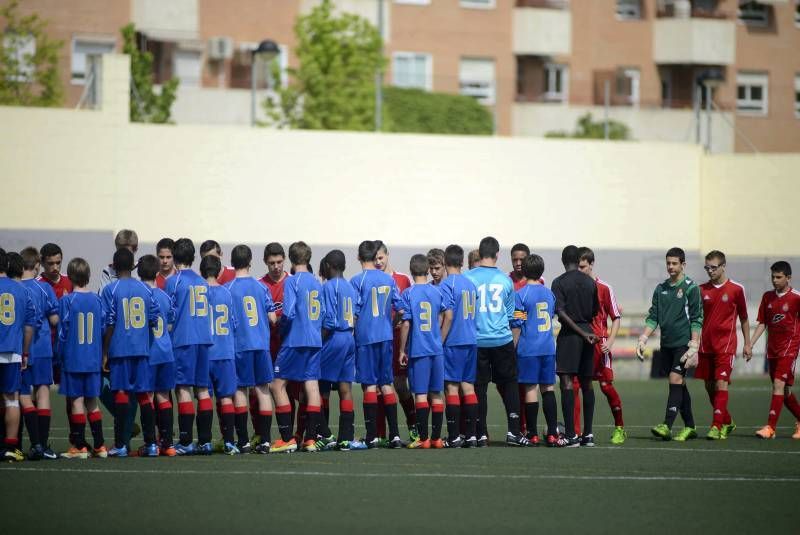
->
xmin=8 ymin=0 xmax=800 ymax=151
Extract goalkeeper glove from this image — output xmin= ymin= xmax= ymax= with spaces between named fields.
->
xmin=680 ymin=340 xmax=699 ymax=368
xmin=636 ymin=335 xmax=648 ymax=362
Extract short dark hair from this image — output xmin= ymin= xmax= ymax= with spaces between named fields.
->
xmin=137 ymin=254 xmax=159 ymax=281
xmin=375 ymin=240 xmax=388 ymax=254
xmin=323 ymin=249 xmax=346 ymax=274
xmin=156 ymin=237 xmax=174 ymax=253
xmin=478 ymin=236 xmax=500 ymax=259
xmin=231 ymin=244 xmax=252 ymax=270
xmin=666 ymin=247 xmax=686 ymax=264
xmin=200 ymin=255 xmax=222 ymax=279
xmin=7 ymin=252 xmax=23 ymax=279
xmin=113 ymin=248 xmax=135 ymax=272
xmin=427 ymin=248 xmax=445 ymax=266
xmin=511 ymin=243 xmax=530 ymax=256
xmin=200 ymin=240 xmax=221 ymax=257
xmin=561 ymin=245 xmax=579 ymax=266
xmin=67 ymin=257 xmax=91 ymax=287
xmin=444 ymin=244 xmax=464 ymax=268
xmin=20 ymin=246 xmax=40 ymax=271
xmin=523 ymin=254 xmax=545 ymax=280
xmin=705 ymin=250 xmax=726 ymax=265
xmin=771 ymin=261 xmax=792 ymax=277
xmin=578 ymin=246 xmax=595 ymax=264
xmin=40 ymin=243 xmax=62 ymax=260
xmin=0 ymin=248 xmax=7 ymax=273
xmin=409 ymin=254 xmax=429 ymax=277
xmin=173 ymin=238 xmax=195 ymax=266
xmin=289 ymin=241 xmax=312 ymax=265
xmin=358 ymin=240 xmax=379 ymax=263
xmin=263 ymin=242 xmax=285 ymax=261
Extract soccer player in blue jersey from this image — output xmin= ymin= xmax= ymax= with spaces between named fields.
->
xmin=165 ymin=238 xmax=214 ymax=456
xmin=18 ymin=247 xmax=59 ymax=460
xmin=271 ymin=242 xmax=325 ymax=453
xmin=0 ymin=248 xmax=36 ymax=462
xmin=317 ymin=250 xmax=365 ymax=450
xmin=58 ymin=258 xmax=107 ymax=459
xmin=399 ymin=254 xmax=451 ymax=449
xmin=138 ymin=255 xmax=178 ymax=456
xmin=464 ymin=237 xmax=530 ymax=447
xmin=440 ymin=245 xmax=479 ymax=448
xmin=101 ymin=249 xmax=159 ymax=457
xmin=226 ymin=244 xmax=278 ymax=454
xmin=427 ymin=248 xmax=446 ymax=288
xmin=201 ymin=255 xmax=240 ymax=455
xmin=512 ymin=254 xmax=560 ymax=447
xmin=351 ymin=240 xmax=405 ymax=448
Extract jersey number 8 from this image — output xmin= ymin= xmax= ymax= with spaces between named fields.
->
xmin=0 ymin=293 xmax=14 ymax=326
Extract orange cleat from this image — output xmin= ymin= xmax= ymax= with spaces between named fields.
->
xmin=792 ymin=422 xmax=800 ymax=440
xmin=270 ymin=438 xmax=298 ymax=453
xmin=61 ymin=446 xmax=89 ymax=459
xmin=755 ymin=425 xmax=776 ymax=439
xmin=160 ymin=445 xmax=177 ymax=457
xmin=430 ymin=438 xmax=444 ymax=449
xmin=92 ymin=445 xmax=108 ymax=458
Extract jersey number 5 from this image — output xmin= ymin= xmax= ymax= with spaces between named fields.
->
xmin=536 ymin=302 xmax=551 ymax=332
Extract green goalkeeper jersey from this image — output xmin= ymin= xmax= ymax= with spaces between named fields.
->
xmin=645 ymin=275 xmax=703 ymax=349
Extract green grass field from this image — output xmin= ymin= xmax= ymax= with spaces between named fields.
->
xmin=2 ymin=378 xmax=798 ymax=534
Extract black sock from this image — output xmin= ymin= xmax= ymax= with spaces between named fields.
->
xmin=158 ymin=404 xmax=174 ymax=446
xmin=363 ymin=397 xmax=377 ymax=442
xmin=680 ymin=384 xmax=695 ymax=428
xmin=221 ymin=410 xmax=235 ymax=444
xmin=580 ymin=380 xmax=595 ymax=436
xmin=178 ymin=405 xmax=195 ymax=446
xmin=276 ymin=409 xmax=293 ymax=442
xmin=253 ymin=412 xmax=267 ymax=442
xmin=339 ymin=410 xmax=355 ymax=442
xmin=23 ymin=409 xmax=39 ymax=447
xmin=318 ymin=405 xmax=332 ymax=438
xmin=262 ymin=413 xmax=272 ymax=443
xmin=139 ymin=401 xmax=156 ymax=445
xmin=542 ymin=390 xmax=558 ymax=436
xmin=476 ymin=384 xmax=489 ymax=437
xmin=464 ymin=401 xmax=478 ymax=439
xmin=304 ymin=410 xmax=320 ymax=441
xmin=70 ymin=417 xmax=87 ymax=448
xmin=524 ymin=402 xmax=539 ymax=438
xmin=415 ymin=405 xmax=430 ymax=440
xmin=431 ymin=406 xmax=444 ymax=440
xmin=235 ymin=411 xmax=249 ymax=447
xmin=197 ymin=407 xmax=213 ymax=445
xmin=38 ymin=411 xmax=51 ymax=447
xmin=89 ymin=415 xmax=104 ymax=449
xmin=445 ymin=402 xmax=460 ymax=441
xmin=665 ymin=384 xmax=684 ymax=428
xmin=114 ymin=400 xmax=129 ymax=448
xmin=561 ymin=382 xmax=576 ymax=437
xmin=501 ymin=381 xmax=522 ymax=435
xmin=384 ymin=401 xmax=399 ymax=438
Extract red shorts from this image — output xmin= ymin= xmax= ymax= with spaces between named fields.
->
xmin=695 ymin=352 xmax=734 ymax=383
xmin=592 ymin=343 xmax=614 ymax=382
xmin=392 ymin=334 xmax=407 ymax=377
xmin=768 ymin=357 xmax=797 ymax=387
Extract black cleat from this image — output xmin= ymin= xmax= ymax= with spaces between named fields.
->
xmin=445 ymin=436 xmax=465 ymax=448
xmin=388 ymin=436 xmax=404 ymax=449
xmin=463 ymin=436 xmax=478 ymax=448
xmin=558 ymin=434 xmax=581 ymax=448
xmin=506 ymin=432 xmax=533 ymax=447
xmin=476 ymin=435 xmax=489 ymax=448
xmin=580 ymin=434 xmax=595 ymax=447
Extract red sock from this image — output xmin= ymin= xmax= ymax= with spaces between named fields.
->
xmin=767 ymin=394 xmax=784 ymax=429
xmin=784 ymin=393 xmax=800 ymax=420
xmin=712 ymin=390 xmax=729 ymax=428
xmin=600 ymin=382 xmax=624 ymax=427
xmin=572 ymin=377 xmax=581 ymax=436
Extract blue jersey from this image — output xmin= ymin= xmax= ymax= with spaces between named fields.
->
xmin=350 ymin=269 xmax=403 ymax=346
xmin=464 ymin=266 xmax=514 ymax=348
xmin=440 ymin=273 xmax=477 ymax=347
xmin=165 ymin=269 xmax=212 ymax=348
xmin=207 ymin=285 xmax=236 ymax=361
xmin=0 ymin=277 xmax=36 ymax=355
xmin=281 ymin=272 xmax=324 ymax=348
xmin=149 ymin=287 xmax=174 ymax=365
xmin=513 ymin=284 xmax=557 ymax=357
xmin=401 ymin=284 xmax=445 ymax=358
xmin=322 ymin=277 xmax=356 ymax=332
xmin=21 ymin=278 xmax=58 ymax=359
xmin=225 ymin=277 xmax=275 ymax=352
xmin=58 ymin=292 xmax=104 ymax=373
xmin=101 ymin=278 xmax=158 ymax=358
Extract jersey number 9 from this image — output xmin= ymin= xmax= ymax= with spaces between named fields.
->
xmin=243 ymin=296 xmax=259 ymax=326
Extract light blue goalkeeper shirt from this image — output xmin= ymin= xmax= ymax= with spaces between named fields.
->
xmin=464 ymin=266 xmax=514 ymax=348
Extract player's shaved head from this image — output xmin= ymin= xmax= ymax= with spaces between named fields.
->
xmin=324 ymin=249 xmax=346 ymax=274
xmin=561 ymin=245 xmax=579 ymax=267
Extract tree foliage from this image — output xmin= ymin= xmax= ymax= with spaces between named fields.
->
xmin=383 ymin=87 xmax=492 ymax=135
xmin=121 ymin=23 xmax=178 ymax=123
xmin=0 ymin=0 xmax=62 ymax=107
xmin=545 ymin=113 xmax=631 ymax=140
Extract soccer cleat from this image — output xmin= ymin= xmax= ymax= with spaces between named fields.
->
xmin=445 ymin=436 xmax=465 ymax=448
xmin=107 ymin=445 xmax=126 ymax=458
xmin=160 ymin=444 xmax=177 ymax=457
xmin=506 ymin=432 xmax=533 ymax=447
xmin=174 ymin=442 xmax=197 ymax=456
xmin=793 ymin=422 xmax=800 ymax=440
xmin=250 ymin=434 xmax=261 ymax=447
xmin=254 ymin=442 xmax=271 ymax=454
xmin=138 ymin=443 xmax=160 ymax=457
xmin=721 ymin=420 xmax=737 ymax=439
xmin=463 ymin=436 xmax=478 ymax=448
xmin=407 ymin=438 xmax=431 ymax=449
xmin=3 ymin=448 xmax=25 ymax=462
xmin=88 ymin=445 xmax=107 ymax=458
xmin=239 ymin=442 xmax=252 ymax=454
xmin=408 ymin=428 xmax=420 ymax=442
xmin=389 ymin=436 xmax=404 ymax=449
xmin=269 ymin=438 xmax=298 ymax=453
xmin=755 ymin=425 xmax=776 ymax=439
xmin=545 ymin=434 xmax=560 ymax=448
xmin=557 ymin=435 xmax=581 ymax=448
xmin=430 ymin=438 xmax=444 ymax=449
xmin=651 ymin=423 xmax=672 ymax=441
xmin=61 ymin=446 xmax=89 ymax=459
xmin=42 ymin=446 xmax=58 ymax=460
xmin=477 ymin=435 xmax=489 ymax=448
xmin=223 ymin=442 xmax=240 ymax=455
xmin=28 ymin=444 xmax=45 ymax=461
xmin=302 ymin=439 xmax=318 ymax=452
xmin=673 ymin=427 xmax=697 ymax=442
xmin=366 ymin=437 xmax=382 ymax=449
xmin=197 ymin=442 xmax=213 ymax=455
xmin=610 ymin=426 xmax=626 ymax=445
xmin=706 ymin=426 xmax=722 ymax=441
xmin=339 ymin=439 xmax=368 ymax=451
xmin=580 ymin=434 xmax=595 ymax=447
xmin=314 ymin=434 xmax=337 ymax=451
xmin=526 ymin=434 xmax=541 ymax=447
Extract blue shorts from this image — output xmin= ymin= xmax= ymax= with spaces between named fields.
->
xmin=149 ymin=361 xmax=176 ymax=392
xmin=408 ymin=354 xmax=444 ymax=394
xmin=518 ymin=354 xmax=557 ymax=385
xmin=20 ymin=358 xmax=54 ymax=391
xmin=444 ymin=344 xmax=477 ymax=384
xmin=60 ymin=371 xmax=102 ymax=398
xmin=109 ymin=356 xmax=151 ymax=393
xmin=355 ymin=340 xmax=394 ymax=386
xmin=174 ymin=345 xmax=210 ymax=387
xmin=320 ymin=331 xmax=356 ymax=384
xmin=0 ymin=362 xmax=21 ymax=394
xmin=235 ymin=349 xmax=273 ymax=387
xmin=209 ymin=359 xmax=237 ymax=398
xmin=274 ymin=346 xmax=321 ymax=382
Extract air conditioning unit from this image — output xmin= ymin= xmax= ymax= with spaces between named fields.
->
xmin=207 ymin=37 xmax=234 ymax=60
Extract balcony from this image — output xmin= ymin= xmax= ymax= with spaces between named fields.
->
xmin=513 ymin=4 xmax=571 ymax=56
xmin=653 ymin=7 xmax=735 ymax=65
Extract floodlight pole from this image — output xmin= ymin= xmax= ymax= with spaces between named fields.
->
xmin=375 ymin=0 xmax=384 ymax=132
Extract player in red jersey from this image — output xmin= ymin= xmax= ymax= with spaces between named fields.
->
xmin=747 ymin=261 xmax=800 ymax=440
xmin=509 ymin=243 xmax=530 ymax=291
xmin=37 ymin=243 xmax=73 ymax=298
xmin=578 ymin=247 xmax=625 ymax=444
xmin=697 ymin=250 xmax=750 ymax=440
xmin=155 ymin=237 xmax=176 ymax=290
xmin=200 ymin=240 xmax=236 ymax=284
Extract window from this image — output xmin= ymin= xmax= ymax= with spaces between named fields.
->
xmin=736 ymin=72 xmax=768 ymax=115
xmin=616 ymin=0 xmax=641 ymax=20
xmin=392 ymin=52 xmax=432 ymax=91
xmin=461 ymin=0 xmax=496 ymax=9
xmin=543 ymin=63 xmax=568 ymax=102
xmin=616 ymin=67 xmax=640 ymax=105
xmin=794 ymin=75 xmax=800 ymax=118
xmin=3 ymin=33 xmax=35 ymax=82
xmin=738 ymin=1 xmax=769 ymax=26
xmin=71 ymin=38 xmax=115 ymax=84
xmin=173 ymin=49 xmax=202 ymax=87
xmin=459 ymin=57 xmax=495 ymax=105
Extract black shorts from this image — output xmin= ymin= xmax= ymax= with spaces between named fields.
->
xmin=657 ymin=346 xmax=689 ymax=377
xmin=476 ymin=342 xmax=518 ymax=385
xmin=555 ymin=333 xmax=594 ymax=377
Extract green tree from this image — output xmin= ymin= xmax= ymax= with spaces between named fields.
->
xmin=383 ymin=87 xmax=492 ymax=135
xmin=545 ymin=113 xmax=631 ymax=140
xmin=121 ymin=23 xmax=179 ymax=123
xmin=263 ymin=0 xmax=384 ymax=130
xmin=0 ymin=0 xmax=62 ymax=107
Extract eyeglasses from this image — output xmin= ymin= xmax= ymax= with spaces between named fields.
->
xmin=704 ymin=265 xmax=724 ymax=272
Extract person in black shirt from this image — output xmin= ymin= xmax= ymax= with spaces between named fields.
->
xmin=551 ymin=245 xmax=599 ymax=447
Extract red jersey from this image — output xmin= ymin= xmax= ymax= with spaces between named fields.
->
xmin=699 ymin=279 xmax=748 ymax=355
xmin=508 ymin=271 xmax=544 ymax=291
xmin=155 ymin=272 xmax=174 ymax=290
xmin=757 ymin=288 xmax=800 ymax=359
xmin=392 ymin=271 xmax=413 ymax=354
xmin=37 ymin=273 xmax=72 ymax=298
xmin=260 ymin=272 xmax=288 ymax=357
xmin=218 ymin=266 xmax=236 ymax=285
xmin=590 ymin=278 xmax=621 ymax=339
